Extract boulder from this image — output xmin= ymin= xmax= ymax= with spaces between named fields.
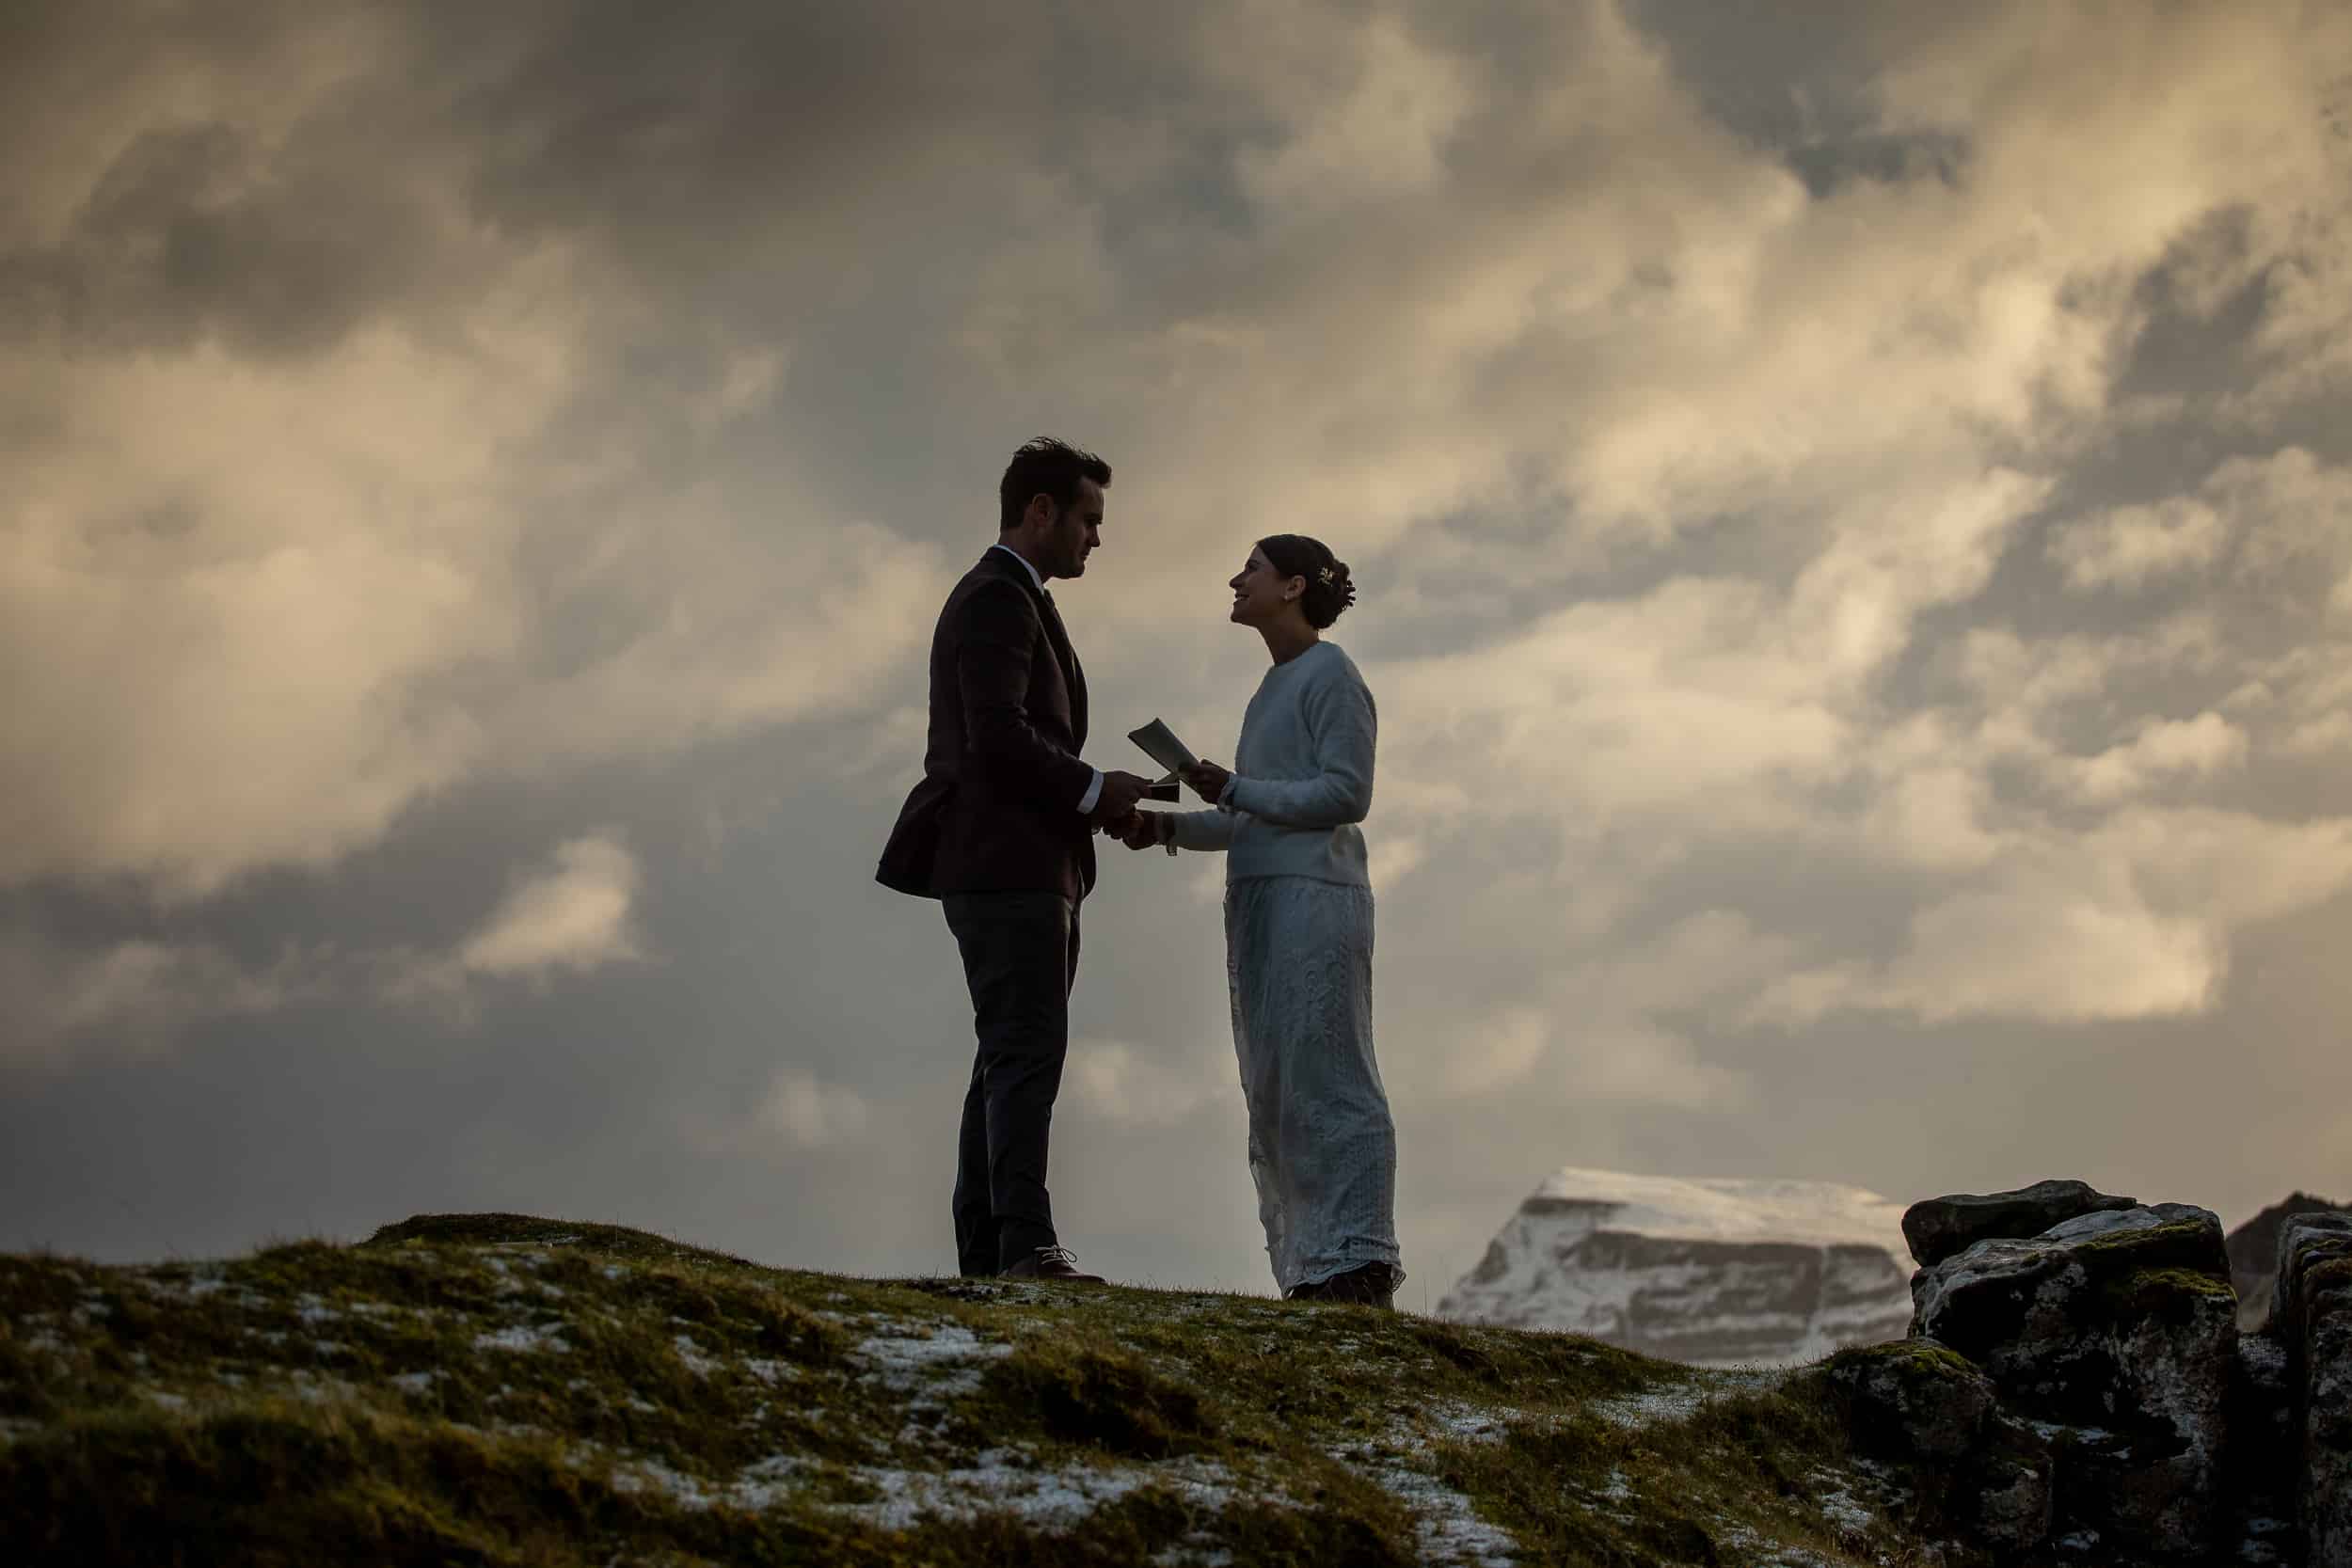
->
xmin=2277 ymin=1212 xmax=2352 ymax=1566
xmin=1823 ymin=1338 xmax=2053 ymax=1552
xmin=1911 ymin=1203 xmax=2234 ymax=1561
xmin=1825 ymin=1338 xmax=1995 ymax=1460
xmin=1901 ymin=1179 xmax=2139 ymax=1270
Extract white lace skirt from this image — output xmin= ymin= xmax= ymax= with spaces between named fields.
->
xmin=1224 ymin=876 xmax=1403 ymax=1294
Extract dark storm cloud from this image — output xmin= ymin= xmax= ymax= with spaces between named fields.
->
xmin=0 ymin=119 xmax=445 ymax=356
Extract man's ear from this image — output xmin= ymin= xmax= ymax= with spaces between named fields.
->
xmin=1024 ymin=492 xmax=1057 ymax=531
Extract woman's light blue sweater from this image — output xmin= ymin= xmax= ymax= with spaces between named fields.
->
xmin=1168 ymin=640 xmax=1375 ymax=886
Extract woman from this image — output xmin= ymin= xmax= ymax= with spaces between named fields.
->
xmin=1120 ymin=534 xmax=1404 ymax=1307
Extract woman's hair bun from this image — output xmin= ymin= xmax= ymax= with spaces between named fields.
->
xmin=1258 ymin=533 xmax=1358 ymax=628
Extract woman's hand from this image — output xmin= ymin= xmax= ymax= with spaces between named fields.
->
xmin=1120 ymin=813 xmax=1164 ymax=850
xmin=1181 ymin=760 xmax=1232 ymax=803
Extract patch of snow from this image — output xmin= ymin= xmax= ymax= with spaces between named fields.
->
xmin=1328 ymin=1409 xmax=1525 ymax=1566
xmin=294 ymin=1294 xmax=342 ymax=1326
xmin=852 ymin=1322 xmax=1011 ymax=1401
xmin=2026 ymin=1418 xmax=2117 ymax=1445
xmin=144 ymin=1390 xmax=189 ymax=1412
xmin=833 ymin=1451 xmax=1244 ymax=1533
xmin=287 ymin=1371 xmax=360 ymax=1404
xmin=742 ymin=1357 xmax=801 ymax=1386
xmin=390 ymin=1371 xmax=438 ymax=1395
xmin=142 ymin=1274 xmax=266 ymax=1311
xmin=1368 ymin=1458 xmax=1521 ymax=1567
xmin=1420 ymin=1400 xmax=1517 ymax=1445
xmin=1590 ymin=1368 xmax=1788 ymax=1429
xmin=1714 ymin=1523 xmax=1839 ymax=1567
xmin=617 ymin=1445 xmax=1254 ymax=1536
xmin=1151 ymin=1542 xmax=1235 ymax=1567
xmin=1806 ymin=1469 xmax=1878 ymax=1534
xmin=611 ymin=1457 xmax=720 ymax=1510
xmin=673 ymin=1333 xmax=722 ymax=1377
xmin=474 ymin=1323 xmax=572 ymax=1354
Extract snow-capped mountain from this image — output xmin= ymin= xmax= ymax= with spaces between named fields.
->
xmin=1436 ymin=1167 xmax=1914 ymax=1366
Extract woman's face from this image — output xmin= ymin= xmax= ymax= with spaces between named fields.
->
xmin=1229 ymin=547 xmax=1299 ymax=626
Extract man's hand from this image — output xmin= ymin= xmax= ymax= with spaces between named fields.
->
xmin=1119 ymin=813 xmax=1165 ymax=850
xmin=1181 ymin=760 xmax=1232 ymax=803
xmin=1093 ymin=769 xmax=1154 ymax=823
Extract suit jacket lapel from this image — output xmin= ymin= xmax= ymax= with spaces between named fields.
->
xmin=1036 ymin=590 xmax=1086 ymax=744
xmin=985 ymin=550 xmax=1086 ymax=740
xmin=1051 ymin=596 xmax=1087 ymax=746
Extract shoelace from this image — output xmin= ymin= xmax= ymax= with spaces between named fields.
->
xmin=1036 ymin=1244 xmax=1082 ymax=1271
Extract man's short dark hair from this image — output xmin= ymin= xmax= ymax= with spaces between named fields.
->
xmin=999 ymin=436 xmax=1111 ymax=533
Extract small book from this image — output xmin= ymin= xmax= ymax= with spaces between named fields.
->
xmin=1128 ymin=718 xmax=1199 ymax=774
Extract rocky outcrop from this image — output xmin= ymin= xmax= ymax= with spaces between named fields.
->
xmin=1438 ymin=1168 xmax=1913 ymax=1365
xmin=2278 ymin=1212 xmax=2352 ymax=1566
xmin=1907 ymin=1199 xmax=2235 ymax=1561
xmin=1842 ymin=1181 xmax=2352 ymax=1566
xmin=1901 ymin=1178 xmax=2138 ymax=1270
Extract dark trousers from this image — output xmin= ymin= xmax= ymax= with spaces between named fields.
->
xmin=943 ymin=890 xmax=1081 ymax=1275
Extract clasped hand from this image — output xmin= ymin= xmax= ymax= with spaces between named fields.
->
xmin=1096 ymin=761 xmax=1231 ymax=851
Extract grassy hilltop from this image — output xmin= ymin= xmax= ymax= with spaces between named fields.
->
xmin=2 ymin=1214 xmax=1964 ymax=1566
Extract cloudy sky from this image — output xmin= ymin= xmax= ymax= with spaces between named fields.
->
xmin=6 ymin=0 xmax=2349 ymax=1301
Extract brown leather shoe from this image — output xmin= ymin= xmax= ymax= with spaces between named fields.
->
xmin=1000 ymin=1244 xmax=1104 ymax=1283
xmin=1305 ymin=1262 xmax=1397 ymax=1309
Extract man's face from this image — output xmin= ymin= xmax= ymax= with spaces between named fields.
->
xmin=1041 ymin=478 xmax=1104 ymax=578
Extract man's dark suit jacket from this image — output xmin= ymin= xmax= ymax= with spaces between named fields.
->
xmin=877 ymin=548 xmax=1097 ymax=905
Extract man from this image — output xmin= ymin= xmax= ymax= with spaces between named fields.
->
xmin=877 ymin=437 xmax=1152 ymax=1281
